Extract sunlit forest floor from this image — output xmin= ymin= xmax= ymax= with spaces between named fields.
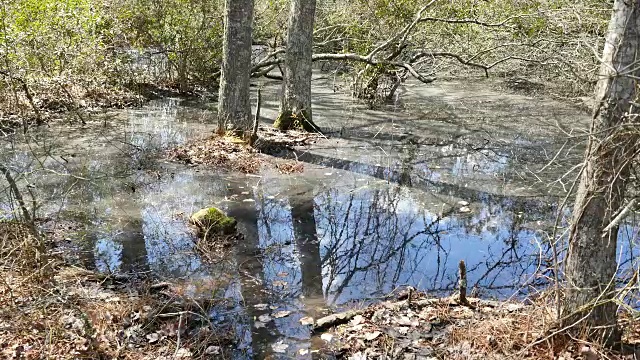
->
xmin=314 ymin=292 xmax=640 ymax=360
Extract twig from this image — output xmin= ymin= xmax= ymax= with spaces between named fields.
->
xmin=249 ymin=86 xmax=261 ymax=146
xmin=459 ymin=260 xmax=468 ymax=305
xmin=174 ymin=312 xmax=183 ymax=356
xmin=602 ymin=198 xmax=637 ymax=235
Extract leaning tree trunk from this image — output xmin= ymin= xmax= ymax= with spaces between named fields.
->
xmin=562 ymin=0 xmax=640 ymax=346
xmin=274 ymin=0 xmax=320 ymax=132
xmin=217 ymin=0 xmax=254 ymax=138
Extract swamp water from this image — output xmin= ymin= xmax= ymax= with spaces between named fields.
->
xmin=2 ymin=78 xmax=638 ymax=358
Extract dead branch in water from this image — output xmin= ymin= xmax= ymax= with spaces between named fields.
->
xmin=459 ymin=260 xmax=468 ymax=305
xmin=0 ymin=163 xmax=33 ymax=225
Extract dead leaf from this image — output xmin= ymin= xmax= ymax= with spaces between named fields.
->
xmin=506 ymin=303 xmax=524 ymax=312
xmin=146 ymin=332 xmax=159 ymax=344
xmin=350 ymin=314 xmax=365 ymax=326
xmin=273 ymin=310 xmax=291 ymax=319
xmin=298 ymin=348 xmax=309 ymax=355
xmin=580 ymin=346 xmax=599 ymax=360
xmin=299 ymin=316 xmax=314 ymax=325
xmin=364 ymin=331 xmax=381 ymax=341
xmin=276 ymin=271 xmax=289 ymax=277
xmin=205 ymin=346 xmax=221 ymax=355
xmin=349 ymin=352 xmax=367 ymax=360
xmin=254 ymin=303 xmax=268 ymax=310
xmin=321 ymin=333 xmax=334 ymax=342
xmin=254 ymin=321 xmax=266 ymax=329
xmin=272 ymin=341 xmax=289 ymax=353
xmin=258 ymin=314 xmax=272 ymax=323
xmin=175 ymin=348 xmax=192 ymax=358
xmin=272 ymin=280 xmax=288 ymax=287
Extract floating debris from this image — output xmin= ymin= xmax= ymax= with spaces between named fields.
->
xmin=272 ymin=341 xmax=289 ymax=353
xmin=273 ymin=310 xmax=292 ymax=319
xmin=299 ymin=316 xmax=314 ymax=326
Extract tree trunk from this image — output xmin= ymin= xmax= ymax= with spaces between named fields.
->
xmin=274 ymin=0 xmax=320 ymax=132
xmin=562 ymin=0 xmax=640 ymax=345
xmin=217 ymin=0 xmax=254 ymax=138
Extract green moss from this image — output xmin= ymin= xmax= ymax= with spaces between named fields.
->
xmin=273 ymin=110 xmax=294 ymax=130
xmin=189 ymin=207 xmax=237 ymax=236
xmin=224 ymin=134 xmax=247 ymax=144
xmin=274 ymin=109 xmax=320 ymax=133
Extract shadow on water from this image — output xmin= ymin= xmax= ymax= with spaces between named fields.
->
xmin=1 ymin=80 xmax=638 ymax=358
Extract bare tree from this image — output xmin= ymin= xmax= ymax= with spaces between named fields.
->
xmin=217 ymin=0 xmax=254 ymax=138
xmin=562 ymin=0 xmax=640 ymax=345
xmin=274 ymin=0 xmax=319 ymax=132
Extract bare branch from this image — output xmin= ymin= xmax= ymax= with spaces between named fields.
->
xmin=367 ymin=0 xmax=438 ymax=61
xmin=418 ymin=14 xmax=531 ymax=27
xmin=312 ymin=53 xmax=436 ymax=84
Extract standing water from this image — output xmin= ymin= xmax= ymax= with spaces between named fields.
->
xmin=2 ymin=78 xmax=637 ymax=358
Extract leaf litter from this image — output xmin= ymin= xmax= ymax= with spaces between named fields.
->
xmin=166 ymin=127 xmax=323 ymax=174
xmin=311 ymin=289 xmax=640 ymax=360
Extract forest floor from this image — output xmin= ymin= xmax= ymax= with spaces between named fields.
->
xmin=312 ymin=291 xmax=640 ymax=360
xmin=0 ymin=221 xmax=239 ymax=359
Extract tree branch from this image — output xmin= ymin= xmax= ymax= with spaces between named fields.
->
xmin=418 ymin=14 xmax=531 ymax=27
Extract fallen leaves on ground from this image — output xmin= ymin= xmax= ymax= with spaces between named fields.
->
xmin=167 ymin=127 xmax=322 ymax=174
xmin=314 ymin=291 xmax=640 ymax=360
xmin=0 ymin=260 xmax=237 ymax=359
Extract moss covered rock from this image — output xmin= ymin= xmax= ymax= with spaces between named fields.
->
xmin=189 ymin=207 xmax=237 ymax=236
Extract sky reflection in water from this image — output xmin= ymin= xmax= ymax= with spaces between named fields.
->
xmin=1 ymin=94 xmax=638 ymax=358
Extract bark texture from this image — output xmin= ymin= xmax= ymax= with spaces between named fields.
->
xmin=275 ymin=0 xmax=319 ymax=132
xmin=217 ymin=0 xmax=254 ymax=137
xmin=562 ymin=0 xmax=640 ymax=345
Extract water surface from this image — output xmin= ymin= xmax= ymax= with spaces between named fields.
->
xmin=2 ymin=78 xmax=637 ymax=358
